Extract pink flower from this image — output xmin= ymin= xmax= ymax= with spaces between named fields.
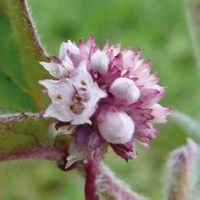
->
xmin=40 ymin=35 xmax=170 ymax=167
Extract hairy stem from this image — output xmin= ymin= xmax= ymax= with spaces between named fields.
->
xmin=0 ymin=147 xmax=65 ymax=161
xmin=84 ymin=159 xmax=100 ymax=200
xmin=164 ymin=139 xmax=198 ymax=200
xmin=95 ymin=163 xmax=148 ymax=200
xmin=0 ymin=112 xmax=41 ymax=122
xmin=185 ymin=0 xmax=200 ymax=73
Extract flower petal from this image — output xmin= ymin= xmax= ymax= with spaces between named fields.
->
xmin=150 ymin=104 xmax=171 ymax=123
xmin=71 ymin=64 xmax=107 ymax=124
xmin=39 ymin=79 xmax=74 ymax=122
xmin=61 ymin=41 xmax=82 ymax=66
xmin=40 ymin=61 xmax=73 ymax=78
xmin=71 ymin=83 xmax=107 ymax=125
xmin=44 ymin=103 xmax=73 ymax=122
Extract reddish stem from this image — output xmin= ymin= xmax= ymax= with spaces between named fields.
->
xmin=95 ymin=164 xmax=147 ymax=200
xmin=84 ymin=159 xmax=99 ymax=200
xmin=0 ymin=147 xmax=65 ymax=162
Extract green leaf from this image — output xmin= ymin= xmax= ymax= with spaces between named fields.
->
xmin=0 ymin=0 xmax=50 ymax=112
xmin=0 ymin=113 xmax=64 ymax=161
xmin=0 ymin=68 xmax=36 ymax=111
xmin=0 ymin=1 xmax=68 ymax=163
xmin=0 ymin=4 xmax=35 ymax=111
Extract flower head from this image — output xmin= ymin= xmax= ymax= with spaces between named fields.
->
xmin=40 ymin=35 xmax=170 ymax=168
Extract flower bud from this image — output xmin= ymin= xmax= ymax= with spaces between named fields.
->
xmin=97 ymin=110 xmax=135 ymax=144
xmin=59 ymin=41 xmax=80 ymax=60
xmin=90 ymin=50 xmax=109 ymax=74
xmin=165 ymin=139 xmax=199 ymax=200
xmin=110 ymin=77 xmax=140 ymax=105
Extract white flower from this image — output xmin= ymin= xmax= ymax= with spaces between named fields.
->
xmin=40 ymin=61 xmax=107 ymax=125
xmin=97 ymin=109 xmax=135 ymax=144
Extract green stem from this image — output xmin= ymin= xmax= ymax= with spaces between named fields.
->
xmin=185 ymin=0 xmax=200 ymax=74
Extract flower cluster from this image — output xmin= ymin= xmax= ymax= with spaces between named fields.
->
xmin=40 ymin=35 xmax=170 ymax=168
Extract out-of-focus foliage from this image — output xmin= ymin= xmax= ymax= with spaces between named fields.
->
xmin=185 ymin=0 xmax=200 ymax=72
xmin=0 ymin=0 xmax=200 ymax=199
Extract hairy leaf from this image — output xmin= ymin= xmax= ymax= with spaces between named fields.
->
xmin=0 ymin=0 xmax=50 ymax=112
xmin=0 ymin=113 xmax=65 ymax=161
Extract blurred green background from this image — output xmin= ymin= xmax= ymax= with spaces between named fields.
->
xmin=0 ymin=0 xmax=200 ymax=199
